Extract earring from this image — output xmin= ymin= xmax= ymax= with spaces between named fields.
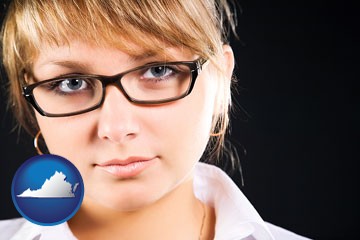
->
xmin=34 ymin=131 xmax=44 ymax=155
xmin=210 ymin=128 xmax=225 ymax=137
xmin=210 ymin=132 xmax=223 ymax=137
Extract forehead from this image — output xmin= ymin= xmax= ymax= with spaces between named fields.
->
xmin=35 ymin=39 xmax=192 ymax=62
xmin=31 ymin=39 xmax=196 ymax=78
xmin=31 ymin=36 xmax=183 ymax=67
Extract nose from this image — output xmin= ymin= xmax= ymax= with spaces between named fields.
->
xmin=97 ymin=85 xmax=140 ymax=144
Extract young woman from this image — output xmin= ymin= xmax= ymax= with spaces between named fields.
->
xmin=0 ymin=0 xmax=308 ymax=239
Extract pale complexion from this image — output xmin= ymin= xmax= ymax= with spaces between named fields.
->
xmin=29 ymin=40 xmax=234 ymax=239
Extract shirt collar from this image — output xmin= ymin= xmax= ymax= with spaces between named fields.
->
xmin=194 ymin=162 xmax=275 ymax=240
xmin=10 ymin=220 xmax=76 ymax=240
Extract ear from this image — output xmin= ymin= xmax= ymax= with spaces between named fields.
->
xmin=23 ymin=72 xmax=32 ymax=84
xmin=222 ymin=44 xmax=235 ymax=80
xmin=210 ymin=44 xmax=235 ymax=119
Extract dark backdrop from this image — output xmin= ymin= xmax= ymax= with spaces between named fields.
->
xmin=1 ymin=1 xmax=358 ymax=239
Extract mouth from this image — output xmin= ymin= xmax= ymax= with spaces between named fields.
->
xmin=95 ymin=157 xmax=157 ymax=179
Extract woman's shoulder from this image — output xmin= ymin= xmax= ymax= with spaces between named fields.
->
xmin=0 ymin=218 xmax=27 ymax=239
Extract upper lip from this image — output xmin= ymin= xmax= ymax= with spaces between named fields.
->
xmin=96 ymin=157 xmax=155 ymax=166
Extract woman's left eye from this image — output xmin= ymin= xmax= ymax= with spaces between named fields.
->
xmin=143 ymin=66 xmax=174 ymax=79
xmin=59 ymin=78 xmax=88 ymax=92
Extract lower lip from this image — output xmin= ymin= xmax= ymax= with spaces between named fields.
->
xmin=96 ymin=159 xmax=155 ymax=179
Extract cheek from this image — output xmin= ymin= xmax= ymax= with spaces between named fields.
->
xmin=35 ymin=112 xmax=93 ymax=159
xmin=187 ymin=72 xmax=218 ymax=135
xmin=153 ymin=73 xmax=217 ymax=161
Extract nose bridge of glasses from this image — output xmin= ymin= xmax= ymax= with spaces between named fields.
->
xmin=100 ymin=71 xmax=124 ymax=86
xmin=100 ymin=73 xmax=133 ymax=101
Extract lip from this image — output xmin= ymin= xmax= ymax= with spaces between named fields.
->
xmin=96 ymin=157 xmax=156 ymax=179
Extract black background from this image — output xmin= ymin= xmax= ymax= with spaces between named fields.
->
xmin=1 ymin=1 xmax=359 ymax=239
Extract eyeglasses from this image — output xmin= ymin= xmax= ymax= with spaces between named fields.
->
xmin=23 ymin=58 xmax=207 ymax=117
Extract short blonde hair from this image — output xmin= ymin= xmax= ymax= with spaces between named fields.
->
xmin=1 ymin=0 xmax=237 ymax=162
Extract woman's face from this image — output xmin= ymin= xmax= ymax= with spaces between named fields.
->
xmin=32 ymin=40 xmax=221 ymax=211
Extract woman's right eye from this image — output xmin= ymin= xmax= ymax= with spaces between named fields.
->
xmin=43 ymin=78 xmax=91 ymax=94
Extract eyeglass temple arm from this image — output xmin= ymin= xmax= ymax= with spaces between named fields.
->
xmin=197 ymin=58 xmax=209 ymax=71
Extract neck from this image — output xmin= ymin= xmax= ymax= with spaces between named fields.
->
xmin=68 ymin=179 xmax=213 ymax=240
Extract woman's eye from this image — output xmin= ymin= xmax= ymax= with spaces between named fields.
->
xmin=58 ymin=79 xmax=88 ymax=92
xmin=143 ymin=66 xmax=174 ymax=79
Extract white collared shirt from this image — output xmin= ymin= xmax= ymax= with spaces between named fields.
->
xmin=0 ymin=162 xmax=310 ymax=240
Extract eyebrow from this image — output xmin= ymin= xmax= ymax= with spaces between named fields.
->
xmin=128 ymin=51 xmax=159 ymax=62
xmin=46 ymin=60 xmax=91 ymax=72
xmin=33 ymin=48 xmax=182 ymax=83
xmin=127 ymin=48 xmax=180 ymax=63
xmin=46 ymin=51 xmax=174 ymax=70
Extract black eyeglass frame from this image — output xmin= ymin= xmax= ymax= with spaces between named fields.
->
xmin=22 ymin=58 xmax=208 ymax=117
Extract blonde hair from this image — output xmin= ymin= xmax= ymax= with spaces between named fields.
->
xmin=1 ymin=0 xmax=237 ymax=162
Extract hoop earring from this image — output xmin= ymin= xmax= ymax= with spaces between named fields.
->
xmin=210 ymin=128 xmax=226 ymax=137
xmin=210 ymin=132 xmax=223 ymax=137
xmin=34 ymin=131 xmax=44 ymax=155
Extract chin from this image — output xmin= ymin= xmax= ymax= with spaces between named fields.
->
xmin=105 ymin=199 xmax=154 ymax=212
xmin=93 ymin=190 xmax=158 ymax=212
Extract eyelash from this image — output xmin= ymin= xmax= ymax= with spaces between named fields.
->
xmin=141 ymin=66 xmax=178 ymax=81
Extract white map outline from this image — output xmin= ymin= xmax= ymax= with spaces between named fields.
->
xmin=17 ymin=171 xmax=79 ymax=198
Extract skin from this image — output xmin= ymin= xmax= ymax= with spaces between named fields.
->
xmin=30 ymin=40 xmax=234 ymax=239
